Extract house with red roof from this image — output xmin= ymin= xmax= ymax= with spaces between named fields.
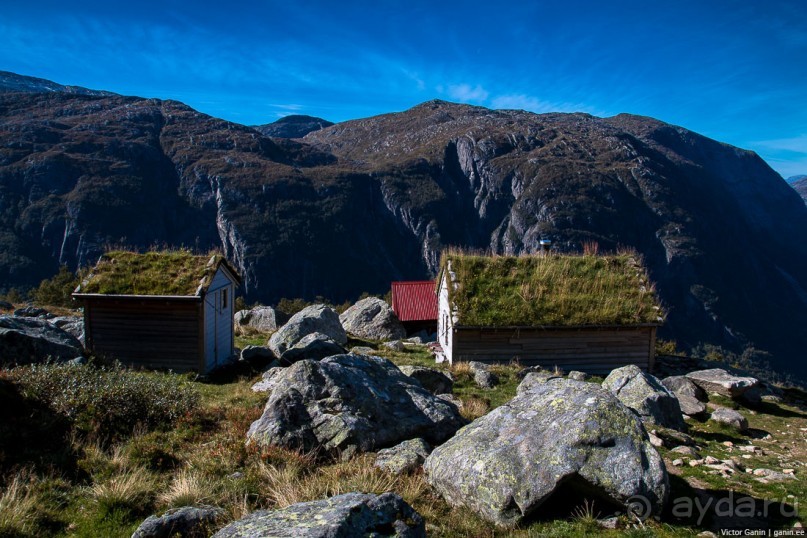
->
xmin=390 ymin=280 xmax=438 ymax=335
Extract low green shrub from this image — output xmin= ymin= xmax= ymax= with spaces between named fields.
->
xmin=6 ymin=364 xmax=199 ymax=442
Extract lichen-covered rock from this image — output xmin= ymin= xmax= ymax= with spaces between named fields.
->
xmin=251 ymin=367 xmax=284 ymax=393
xmin=235 ymin=306 xmax=279 ymax=334
xmin=685 ymin=369 xmax=758 ymax=399
xmin=339 ymin=297 xmax=406 ymax=341
xmin=213 ymin=492 xmax=425 ymax=537
xmin=50 ymin=316 xmax=85 ymax=345
xmin=661 ymin=375 xmax=707 ymax=416
xmin=0 ymin=315 xmax=84 ymax=366
xmin=516 ymin=371 xmax=561 ymax=395
xmin=268 ymin=304 xmax=347 ymax=357
xmin=398 ymin=365 xmax=453 ymax=394
xmin=710 ymin=407 xmax=749 ymax=432
xmin=603 ymin=365 xmax=685 ymax=430
xmin=246 ymin=354 xmax=466 ymax=454
xmin=424 ymin=378 xmax=668 ymax=527
xmin=132 ymin=505 xmax=223 ymax=538
xmin=350 ymin=346 xmax=375 ymax=355
xmin=567 ymin=370 xmax=588 ymax=382
xmin=474 ymin=369 xmax=499 ymax=389
xmin=375 ymin=438 xmax=432 ymax=475
xmin=240 ymin=345 xmax=275 ymax=363
xmin=383 ymin=340 xmax=405 ymax=352
xmin=661 ymin=375 xmax=707 ymax=401
xmin=278 ymin=332 xmax=345 ymax=365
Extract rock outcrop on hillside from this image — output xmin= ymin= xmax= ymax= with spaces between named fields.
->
xmin=0 ymin=316 xmax=84 ymax=365
xmin=2 ymin=76 xmax=807 ymax=379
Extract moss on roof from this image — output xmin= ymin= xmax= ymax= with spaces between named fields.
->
xmin=77 ymin=250 xmax=225 ymax=296
xmin=441 ymin=252 xmax=662 ymax=327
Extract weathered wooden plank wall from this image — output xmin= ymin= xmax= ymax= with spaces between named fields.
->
xmin=85 ymin=298 xmax=202 ymax=372
xmin=452 ymin=326 xmax=655 ymax=374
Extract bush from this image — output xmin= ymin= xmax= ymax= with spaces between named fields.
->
xmin=31 ymin=265 xmax=83 ymax=307
xmin=6 ymin=364 xmax=199 ymax=441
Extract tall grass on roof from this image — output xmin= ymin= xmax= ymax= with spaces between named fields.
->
xmin=79 ymin=249 xmax=220 ymax=296
xmin=441 ymin=250 xmax=661 ymax=327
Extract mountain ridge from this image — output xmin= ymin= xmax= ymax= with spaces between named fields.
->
xmin=1 ymin=73 xmax=805 ymax=379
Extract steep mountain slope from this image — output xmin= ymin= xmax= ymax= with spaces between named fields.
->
xmin=254 ymin=115 xmax=334 ymax=138
xmin=1 ymin=89 xmax=806 ymax=379
xmin=791 ymin=177 xmax=807 ymax=204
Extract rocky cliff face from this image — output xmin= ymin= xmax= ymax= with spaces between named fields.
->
xmin=791 ymin=177 xmax=807 ymax=204
xmin=1 ymin=84 xmax=806 ymax=379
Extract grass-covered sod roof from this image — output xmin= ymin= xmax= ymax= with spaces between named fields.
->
xmin=77 ymin=250 xmax=226 ymax=296
xmin=441 ymin=252 xmax=662 ymax=327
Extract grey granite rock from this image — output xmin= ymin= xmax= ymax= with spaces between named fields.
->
xmin=268 ymin=304 xmax=347 ymax=357
xmin=398 ymin=365 xmax=453 ymax=394
xmin=213 ymin=492 xmax=425 ymax=537
xmin=685 ymin=369 xmax=758 ymax=399
xmin=339 ymin=297 xmax=406 ymax=341
xmin=603 ymin=365 xmax=685 ymax=430
xmin=375 ymin=438 xmax=432 ymax=475
xmin=246 ymin=354 xmax=466 ymax=454
xmin=424 ymin=378 xmax=668 ymax=527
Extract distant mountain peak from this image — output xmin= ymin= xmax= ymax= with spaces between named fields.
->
xmin=787 ymin=174 xmax=806 ymax=184
xmin=0 ymin=70 xmax=116 ymax=97
xmin=254 ymin=114 xmax=334 ymax=138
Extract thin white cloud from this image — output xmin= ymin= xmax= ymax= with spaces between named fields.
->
xmin=446 ymin=83 xmax=489 ymax=103
xmin=751 ymin=135 xmax=807 ymax=154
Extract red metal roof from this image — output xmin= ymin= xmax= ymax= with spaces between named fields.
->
xmin=391 ymin=280 xmax=438 ymax=322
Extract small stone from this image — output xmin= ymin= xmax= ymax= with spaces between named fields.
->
xmin=738 ymin=445 xmax=759 ymax=453
xmin=783 ymin=469 xmax=795 ymax=475
xmin=383 ymin=340 xmax=406 ymax=352
xmin=474 ymin=369 xmax=499 ymax=389
xmin=697 ymin=532 xmax=718 ymax=538
xmin=710 ymin=407 xmax=749 ymax=432
xmin=689 ymin=459 xmax=703 ymax=467
xmin=704 ymin=456 xmax=720 ymax=465
xmin=648 ymin=432 xmax=664 ymax=447
xmin=350 ymin=346 xmax=375 ymax=355
xmin=672 ymin=459 xmax=684 ymax=467
xmin=597 ymin=516 xmax=619 ymax=529
xmin=671 ymin=445 xmax=699 ymax=458
xmin=567 ymin=370 xmax=588 ymax=382
xmin=723 ymin=441 xmax=734 ymax=447
xmin=741 ymin=454 xmax=752 ymax=459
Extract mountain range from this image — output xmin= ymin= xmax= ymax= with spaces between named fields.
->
xmin=1 ymin=71 xmax=806 ymax=380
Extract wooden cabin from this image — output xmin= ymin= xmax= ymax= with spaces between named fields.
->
xmin=436 ymin=252 xmax=663 ymax=374
xmin=73 ymin=251 xmax=241 ymax=373
xmin=390 ymin=280 xmax=438 ymax=335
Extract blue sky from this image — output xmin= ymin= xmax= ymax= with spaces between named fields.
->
xmin=2 ymin=0 xmax=806 ymax=178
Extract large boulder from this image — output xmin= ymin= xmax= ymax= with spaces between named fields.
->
xmin=132 ymin=505 xmax=223 ymax=538
xmin=398 ymin=365 xmax=453 ymax=394
xmin=268 ymin=304 xmax=347 ymax=357
xmin=339 ymin=297 xmax=406 ymax=341
xmin=246 ymin=354 xmax=466 ymax=454
xmin=661 ymin=376 xmax=707 ymax=416
xmin=602 ymin=365 xmax=686 ymax=431
xmin=234 ymin=306 xmax=279 ymax=334
xmin=0 ymin=315 xmax=84 ymax=366
xmin=212 ymin=492 xmax=425 ymax=538
xmin=424 ymin=378 xmax=668 ymax=527
xmin=50 ymin=316 xmax=85 ymax=345
xmin=685 ymin=369 xmax=759 ymax=399
xmin=278 ymin=332 xmax=346 ymax=365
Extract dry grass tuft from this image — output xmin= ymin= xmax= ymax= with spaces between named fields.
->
xmin=89 ymin=467 xmax=155 ymax=513
xmin=158 ymin=469 xmax=210 ymax=508
xmin=0 ymin=473 xmax=38 ymax=536
xmin=460 ymin=397 xmax=490 ymax=421
xmin=449 ymin=362 xmax=473 ymax=376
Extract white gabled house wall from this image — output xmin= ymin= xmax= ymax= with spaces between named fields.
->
xmin=437 ymin=263 xmax=458 ymax=364
xmin=203 ymin=265 xmax=236 ymax=372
